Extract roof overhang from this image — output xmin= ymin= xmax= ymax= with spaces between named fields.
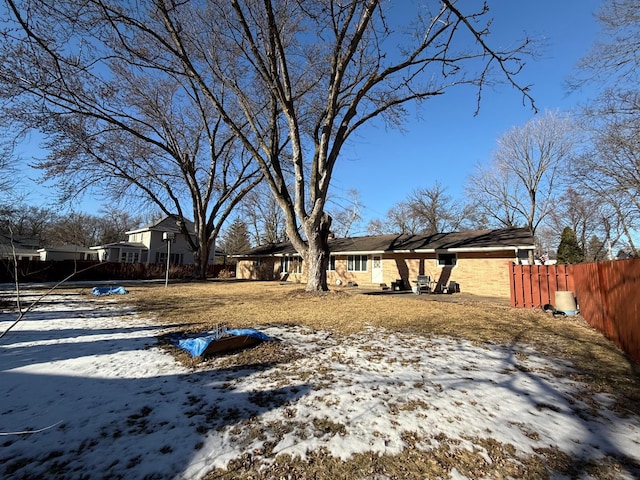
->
xmin=416 ymin=245 xmax=535 ymax=253
xmin=91 ymin=242 xmax=147 ymax=250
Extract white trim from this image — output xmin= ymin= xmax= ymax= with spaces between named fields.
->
xmin=331 ymin=250 xmax=386 ymax=255
xmin=443 ymin=246 xmax=534 ymax=253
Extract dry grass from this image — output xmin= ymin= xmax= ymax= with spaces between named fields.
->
xmin=114 ymin=280 xmax=640 ymax=409
xmin=81 ymin=280 xmax=640 ymax=479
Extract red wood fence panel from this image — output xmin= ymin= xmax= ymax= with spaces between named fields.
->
xmin=570 ymin=262 xmax=606 ymax=334
xmin=511 ymin=259 xmax=640 ymax=364
xmin=572 ymin=259 xmax=640 ymax=364
xmin=510 ymin=264 xmax=573 ymax=308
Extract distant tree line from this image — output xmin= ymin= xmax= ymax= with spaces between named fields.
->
xmin=0 ymin=203 xmax=142 ymax=248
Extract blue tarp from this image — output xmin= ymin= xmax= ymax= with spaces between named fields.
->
xmin=92 ymin=286 xmax=129 ymax=296
xmin=173 ymin=328 xmax=272 ymax=357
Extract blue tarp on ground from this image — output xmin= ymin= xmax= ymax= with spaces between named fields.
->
xmin=92 ymin=286 xmax=129 ymax=296
xmin=173 ymin=328 xmax=272 ymax=357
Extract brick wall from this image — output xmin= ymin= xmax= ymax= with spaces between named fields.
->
xmin=452 ymin=252 xmax=514 ymax=297
xmin=236 ymin=258 xmax=277 ymax=280
xmin=237 ymin=250 xmax=516 ymax=298
xmin=379 ymin=252 xmax=513 ymax=297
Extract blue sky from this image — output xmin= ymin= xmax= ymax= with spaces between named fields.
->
xmin=331 ymin=0 xmax=603 ymax=231
xmin=15 ymin=0 xmax=603 ymax=226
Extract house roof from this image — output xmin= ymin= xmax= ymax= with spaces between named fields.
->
xmin=90 ymin=242 xmax=148 ymax=250
xmin=126 ymin=215 xmax=196 ymax=235
xmin=236 ymin=228 xmax=535 ymax=257
xmin=0 ymin=231 xmax=40 ymax=249
xmin=38 ymin=245 xmax=95 ymax=253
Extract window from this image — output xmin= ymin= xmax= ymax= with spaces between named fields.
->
xmin=155 ymin=252 xmax=184 ymax=265
xmin=437 ymin=253 xmax=457 ymax=267
xmin=281 ymin=256 xmax=302 ymax=274
xmin=121 ymin=251 xmax=139 ymax=263
xmin=347 ymin=255 xmax=368 ymax=272
xmin=327 ymin=256 xmax=336 ymax=271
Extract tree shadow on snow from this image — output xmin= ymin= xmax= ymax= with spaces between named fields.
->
xmin=1 ymin=356 xmax=310 ymax=479
xmin=0 ymin=294 xmax=309 ymax=479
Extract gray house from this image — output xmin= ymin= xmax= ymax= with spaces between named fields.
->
xmin=91 ymin=215 xmax=222 ymax=265
xmin=0 ymin=232 xmax=40 ymax=261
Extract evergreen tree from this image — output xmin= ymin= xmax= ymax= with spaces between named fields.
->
xmin=556 ymin=227 xmax=585 ymax=264
xmin=221 ymin=218 xmax=252 ymax=256
xmin=586 ymin=235 xmax=607 ymax=262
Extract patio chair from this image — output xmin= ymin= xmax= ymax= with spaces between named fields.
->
xmin=413 ymin=275 xmax=431 ymax=294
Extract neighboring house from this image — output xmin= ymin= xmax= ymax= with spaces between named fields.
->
xmin=0 ymin=232 xmax=40 ymax=261
xmin=91 ymin=215 xmax=224 ymax=265
xmin=38 ymin=245 xmax=98 ymax=261
xmin=234 ymin=227 xmax=535 ymax=298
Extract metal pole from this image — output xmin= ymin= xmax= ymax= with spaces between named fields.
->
xmin=165 ymin=238 xmax=171 ymax=288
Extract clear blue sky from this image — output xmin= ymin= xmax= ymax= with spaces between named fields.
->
xmin=331 ymin=0 xmax=603 ymax=231
xmin=15 ymin=0 xmax=603 ymax=224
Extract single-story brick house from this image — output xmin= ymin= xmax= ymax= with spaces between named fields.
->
xmin=234 ymin=227 xmax=535 ymax=298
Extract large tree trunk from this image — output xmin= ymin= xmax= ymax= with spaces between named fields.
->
xmin=192 ymin=246 xmax=209 ymax=280
xmin=190 ymin=226 xmax=211 ymax=280
xmin=304 ymin=214 xmax=332 ymax=292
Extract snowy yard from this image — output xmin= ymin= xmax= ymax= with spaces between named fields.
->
xmin=1 ymin=290 xmax=639 ymax=479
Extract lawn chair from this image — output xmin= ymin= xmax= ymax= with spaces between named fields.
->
xmin=413 ymin=275 xmax=431 ymax=294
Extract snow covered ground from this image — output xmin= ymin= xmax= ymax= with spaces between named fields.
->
xmin=1 ymin=291 xmax=639 ymax=479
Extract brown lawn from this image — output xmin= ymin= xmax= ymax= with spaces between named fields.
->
xmin=91 ymin=280 xmax=640 ymax=478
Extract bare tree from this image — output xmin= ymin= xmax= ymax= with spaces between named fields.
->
xmin=202 ymin=0 xmax=534 ymax=291
xmin=328 ymin=189 xmax=364 ymax=238
xmin=568 ymin=0 xmax=640 ymax=256
xmin=366 ymin=218 xmax=386 ymax=236
xmin=408 ymin=182 xmax=468 ymax=234
xmin=0 ymin=0 xmax=263 ymax=278
xmin=572 ymin=102 xmax=640 ymax=254
xmin=466 ymin=111 xmax=574 ymax=237
xmin=546 ymin=187 xmax=622 ymax=259
xmin=571 ymin=0 xmax=639 ymax=90
xmin=239 ymin=183 xmax=288 ymax=246
xmin=1 ymin=0 xmax=534 ymax=291
xmin=39 ymin=210 xmax=142 ymax=247
xmin=368 ymin=182 xmax=468 ymax=235
xmin=368 ymin=201 xmax=423 ymax=235
xmin=96 ymin=208 xmax=143 ymax=246
xmin=0 ymin=138 xmax=19 ymax=199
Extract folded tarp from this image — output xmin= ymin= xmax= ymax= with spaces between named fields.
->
xmin=173 ymin=328 xmax=272 ymax=357
xmin=92 ymin=286 xmax=129 ymax=296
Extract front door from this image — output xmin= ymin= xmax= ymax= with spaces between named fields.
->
xmin=371 ymin=255 xmax=383 ymax=284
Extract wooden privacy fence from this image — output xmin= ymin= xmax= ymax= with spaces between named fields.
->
xmin=510 ymin=259 xmax=640 ymax=364
xmin=0 ymin=259 xmax=233 ymax=283
xmin=510 ymin=264 xmax=574 ymax=309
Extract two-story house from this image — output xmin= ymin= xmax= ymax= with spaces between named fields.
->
xmin=91 ymin=215 xmax=220 ymax=265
